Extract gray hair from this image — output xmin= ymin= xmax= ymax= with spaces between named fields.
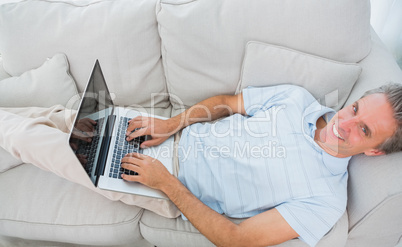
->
xmin=362 ymin=82 xmax=402 ymax=154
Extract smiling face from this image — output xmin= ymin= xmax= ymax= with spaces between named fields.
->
xmin=315 ymin=93 xmax=397 ymax=158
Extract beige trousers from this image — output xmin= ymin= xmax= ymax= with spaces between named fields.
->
xmin=0 ymin=105 xmax=180 ymax=218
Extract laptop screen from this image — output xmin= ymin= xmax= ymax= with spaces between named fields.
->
xmin=69 ymin=60 xmax=114 ymax=185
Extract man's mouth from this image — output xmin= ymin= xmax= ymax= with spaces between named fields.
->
xmin=332 ymin=124 xmax=344 ymax=141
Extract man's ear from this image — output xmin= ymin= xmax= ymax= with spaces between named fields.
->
xmin=364 ymin=149 xmax=386 ymax=156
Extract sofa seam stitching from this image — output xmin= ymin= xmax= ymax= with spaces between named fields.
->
xmin=11 ymin=0 xmax=119 ymax=8
xmin=160 ymin=0 xmax=198 ymax=6
xmin=139 ymin=219 xmax=204 ymax=236
xmin=0 ymin=209 xmax=143 ymax=228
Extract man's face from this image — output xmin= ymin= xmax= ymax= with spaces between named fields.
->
xmin=316 ymin=93 xmax=397 ymax=158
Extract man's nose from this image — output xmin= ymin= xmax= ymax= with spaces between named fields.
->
xmin=339 ymin=117 xmax=359 ymax=131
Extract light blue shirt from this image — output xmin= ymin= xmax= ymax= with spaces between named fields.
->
xmin=177 ymin=85 xmax=350 ymax=247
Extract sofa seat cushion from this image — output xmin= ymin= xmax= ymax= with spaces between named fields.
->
xmin=0 ymin=148 xmax=22 ymax=173
xmin=0 ymin=164 xmax=145 ymax=246
xmin=157 ymin=0 xmax=371 ymax=109
xmin=346 ymin=152 xmax=402 ymax=247
xmin=0 ymin=0 xmax=169 ymax=108
xmin=140 ymin=210 xmax=349 ymax=247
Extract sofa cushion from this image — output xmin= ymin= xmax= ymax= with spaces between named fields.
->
xmin=157 ymin=0 xmax=371 ymax=109
xmin=237 ymin=42 xmax=362 ymax=111
xmin=346 ymin=152 xmax=402 ymax=247
xmin=0 ymin=53 xmax=78 ymax=108
xmin=0 ymin=164 xmax=146 ymax=246
xmin=140 ymin=210 xmax=349 ymax=247
xmin=0 ymin=56 xmax=10 ymax=81
xmin=0 ymin=0 xmax=169 ymax=108
xmin=0 ymin=148 xmax=21 ymax=173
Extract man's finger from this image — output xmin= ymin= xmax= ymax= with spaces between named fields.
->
xmin=126 ymin=116 xmax=149 ymax=134
xmin=85 ymin=119 xmax=97 ymax=127
xmin=126 ymin=127 xmax=150 ymax=141
xmin=80 ymin=119 xmax=96 ymax=131
xmin=121 ymin=163 xmax=144 ymax=182
xmin=121 ymin=154 xmax=148 ymax=166
xmin=128 ymin=115 xmax=144 ymax=124
xmin=121 ymin=173 xmax=141 ymax=182
xmin=123 ymin=152 xmax=147 ymax=160
xmin=140 ymin=138 xmax=163 ymax=148
xmin=126 ymin=152 xmax=146 ymax=157
xmin=121 ymin=162 xmax=141 ymax=173
xmin=126 ymin=121 xmax=141 ymax=134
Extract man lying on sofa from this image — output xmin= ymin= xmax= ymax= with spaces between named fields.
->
xmin=0 ymin=83 xmax=401 ymax=247
xmin=120 ymin=83 xmax=402 ymax=247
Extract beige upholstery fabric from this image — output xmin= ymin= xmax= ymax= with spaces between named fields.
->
xmin=0 ymin=57 xmax=21 ymax=172
xmin=157 ymin=0 xmax=371 ymax=109
xmin=140 ymin=210 xmax=349 ymax=247
xmin=346 ymin=152 xmax=402 ymax=247
xmin=237 ymin=42 xmax=362 ymax=111
xmin=0 ymin=0 xmax=168 ymax=107
xmin=1 ymin=0 xmax=402 ymax=246
xmin=0 ymin=56 xmax=10 ymax=81
xmin=345 ymin=29 xmax=402 ymax=106
xmin=0 ymin=147 xmax=21 ymax=173
xmin=0 ymin=54 xmax=78 ymax=108
xmin=0 ymin=164 xmax=147 ymax=246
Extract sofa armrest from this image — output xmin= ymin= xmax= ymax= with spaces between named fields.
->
xmin=346 ymin=152 xmax=402 ymax=247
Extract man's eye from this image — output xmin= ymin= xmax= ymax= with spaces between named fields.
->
xmin=362 ymin=127 xmax=367 ymax=135
xmin=353 ymin=106 xmax=357 ymax=114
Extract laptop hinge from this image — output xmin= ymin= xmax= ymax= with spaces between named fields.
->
xmin=95 ymin=114 xmax=116 ymax=186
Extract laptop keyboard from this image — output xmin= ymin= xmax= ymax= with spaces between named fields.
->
xmin=109 ymin=116 xmax=149 ymax=179
xmin=76 ymin=118 xmax=105 ymax=177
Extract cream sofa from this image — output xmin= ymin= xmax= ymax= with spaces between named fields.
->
xmin=1 ymin=0 xmax=402 ymax=246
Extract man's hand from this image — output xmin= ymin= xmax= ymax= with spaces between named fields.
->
xmin=125 ymin=116 xmax=179 ymax=148
xmin=72 ymin=118 xmax=97 ymax=142
xmin=120 ymin=152 xmax=172 ymax=189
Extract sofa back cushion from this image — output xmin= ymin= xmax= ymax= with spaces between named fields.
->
xmin=238 ymin=42 xmax=362 ymax=111
xmin=0 ymin=0 xmax=168 ymax=108
xmin=157 ymin=0 xmax=371 ymax=109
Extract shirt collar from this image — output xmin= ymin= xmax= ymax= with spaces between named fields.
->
xmin=302 ymin=100 xmax=335 ymax=142
xmin=302 ymin=102 xmax=350 ymax=175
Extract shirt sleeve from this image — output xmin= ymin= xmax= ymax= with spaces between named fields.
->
xmin=275 ymin=196 xmax=346 ymax=247
xmin=242 ymin=84 xmax=308 ymax=116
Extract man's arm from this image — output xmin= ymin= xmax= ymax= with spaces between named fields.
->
xmin=171 ymin=93 xmax=247 ymax=128
xmin=121 ymin=153 xmax=299 ymax=247
xmin=126 ymin=93 xmax=246 ymax=147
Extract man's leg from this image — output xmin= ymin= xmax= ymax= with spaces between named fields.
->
xmin=0 ymin=105 xmax=74 ymax=133
xmin=0 ymin=106 xmax=180 ymax=218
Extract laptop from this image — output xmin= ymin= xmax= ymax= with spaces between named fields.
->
xmin=68 ymin=60 xmax=175 ymax=200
